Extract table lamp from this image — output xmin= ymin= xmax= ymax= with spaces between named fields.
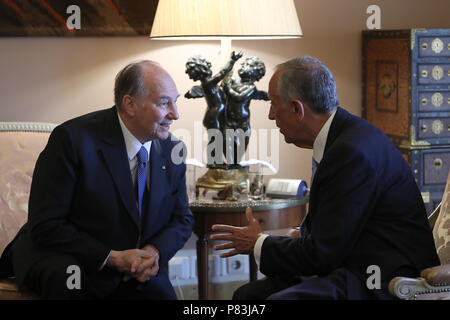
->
xmin=150 ymin=0 xmax=302 ymax=67
xmin=150 ymin=0 xmax=302 ymax=200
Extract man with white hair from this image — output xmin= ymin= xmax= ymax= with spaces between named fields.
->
xmin=211 ymin=56 xmax=439 ymax=300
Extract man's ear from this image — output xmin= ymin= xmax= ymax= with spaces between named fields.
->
xmin=291 ymin=99 xmax=304 ymax=121
xmin=122 ymin=95 xmax=136 ymax=116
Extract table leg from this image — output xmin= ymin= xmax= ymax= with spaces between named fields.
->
xmin=196 ymin=234 xmax=209 ymax=300
xmin=249 ymin=254 xmax=257 ymax=282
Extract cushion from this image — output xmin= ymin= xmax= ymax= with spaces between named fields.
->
xmin=433 ymin=170 xmax=450 ymax=265
xmin=0 ymin=131 xmax=50 ymax=253
xmin=0 ymin=127 xmax=53 ymax=300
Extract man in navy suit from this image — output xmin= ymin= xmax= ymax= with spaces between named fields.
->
xmin=211 ymin=56 xmax=439 ymax=299
xmin=0 ymin=61 xmax=194 ymax=299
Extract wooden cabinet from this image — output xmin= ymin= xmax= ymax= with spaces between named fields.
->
xmin=363 ymin=29 xmax=450 ymax=215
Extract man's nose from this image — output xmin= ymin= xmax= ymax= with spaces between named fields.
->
xmin=268 ymin=106 xmax=275 ymax=120
xmin=169 ymin=103 xmax=179 ymax=120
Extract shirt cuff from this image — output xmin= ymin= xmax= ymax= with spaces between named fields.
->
xmin=99 ymin=250 xmax=111 ymax=271
xmin=253 ymin=234 xmax=269 ymax=269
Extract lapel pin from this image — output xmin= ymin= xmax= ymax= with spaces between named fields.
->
xmin=162 ymin=165 xmax=166 ymax=170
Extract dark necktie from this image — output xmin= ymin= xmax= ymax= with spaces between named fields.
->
xmin=300 ymin=157 xmax=319 ymax=237
xmin=136 ymin=146 xmax=148 ymax=216
xmin=311 ymin=157 xmax=319 ymax=183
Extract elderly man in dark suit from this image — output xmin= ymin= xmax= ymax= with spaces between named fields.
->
xmin=0 ymin=61 xmax=194 ymax=299
xmin=211 ymin=56 xmax=439 ymax=300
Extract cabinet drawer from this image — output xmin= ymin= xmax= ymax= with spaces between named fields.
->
xmin=417 ymin=118 xmax=450 ymax=140
xmin=423 ymin=151 xmax=449 ymax=186
xmin=418 ymin=90 xmax=450 ymax=112
xmin=418 ymin=36 xmax=450 ymax=57
xmin=401 ymin=147 xmax=449 ymax=191
xmin=417 ymin=64 xmax=450 ymax=85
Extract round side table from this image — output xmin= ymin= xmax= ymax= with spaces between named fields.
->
xmin=190 ymin=197 xmax=308 ymax=300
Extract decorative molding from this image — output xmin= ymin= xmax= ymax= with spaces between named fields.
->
xmin=389 ymin=276 xmax=450 ymax=300
xmin=0 ymin=122 xmax=57 ymax=133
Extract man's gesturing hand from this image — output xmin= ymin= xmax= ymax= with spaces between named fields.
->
xmin=210 ymin=207 xmax=263 ymax=258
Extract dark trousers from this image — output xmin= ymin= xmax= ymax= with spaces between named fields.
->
xmin=233 ymin=268 xmax=395 ymax=300
xmin=20 ymin=254 xmax=176 ymax=300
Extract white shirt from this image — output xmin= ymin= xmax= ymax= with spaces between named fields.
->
xmin=117 ymin=111 xmax=152 ymax=188
xmin=312 ymin=109 xmax=336 ymax=164
xmin=99 ymin=111 xmax=152 ymax=270
xmin=253 ymin=109 xmax=337 ymax=269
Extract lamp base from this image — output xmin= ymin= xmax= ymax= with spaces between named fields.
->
xmin=195 ymin=166 xmax=248 ymax=201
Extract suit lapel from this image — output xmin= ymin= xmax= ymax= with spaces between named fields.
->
xmin=308 ymin=107 xmax=349 ymax=222
xmin=99 ymin=107 xmax=140 ymax=228
xmin=146 ymin=139 xmax=169 ymax=228
xmin=323 ymin=107 xmax=349 ymax=155
xmin=311 ymin=107 xmax=349 ymax=185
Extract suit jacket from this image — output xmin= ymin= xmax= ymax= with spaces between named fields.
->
xmin=261 ymin=107 xmax=439 ymax=287
xmin=0 ymin=106 xmax=194 ymax=296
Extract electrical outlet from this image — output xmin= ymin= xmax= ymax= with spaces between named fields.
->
xmin=186 ymin=254 xmax=223 ymax=278
xmin=170 ymin=250 xmax=259 ymax=286
xmin=227 ymin=255 xmax=247 ymax=275
xmin=189 ymin=255 xmax=197 ymax=279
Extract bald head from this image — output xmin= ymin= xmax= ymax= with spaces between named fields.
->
xmin=115 ymin=60 xmax=179 ymax=143
xmin=114 ymin=60 xmax=164 ymax=110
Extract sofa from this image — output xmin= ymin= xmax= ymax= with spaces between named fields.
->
xmin=0 ymin=121 xmax=56 ymax=299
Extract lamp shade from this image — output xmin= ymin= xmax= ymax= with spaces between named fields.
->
xmin=150 ymin=0 xmax=302 ymax=40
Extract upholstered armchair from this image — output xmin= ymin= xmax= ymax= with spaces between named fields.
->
xmin=0 ymin=122 xmax=56 ymax=299
xmin=389 ymin=171 xmax=450 ymax=300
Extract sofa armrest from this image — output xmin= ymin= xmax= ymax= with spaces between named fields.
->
xmin=420 ymin=264 xmax=450 ymax=286
xmin=389 ymin=276 xmax=450 ymax=300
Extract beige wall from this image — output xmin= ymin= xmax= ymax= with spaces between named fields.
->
xmin=0 ymin=0 xmax=449 ymax=184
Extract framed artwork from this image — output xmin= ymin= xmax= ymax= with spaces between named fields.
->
xmin=0 ymin=0 xmax=158 ymax=36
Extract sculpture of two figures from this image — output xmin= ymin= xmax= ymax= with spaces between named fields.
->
xmin=185 ymin=51 xmax=269 ymax=200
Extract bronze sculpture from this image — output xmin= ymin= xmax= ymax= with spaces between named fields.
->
xmin=185 ymin=51 xmax=243 ymax=167
xmin=223 ymin=56 xmax=269 ymax=166
xmin=185 ymin=52 xmax=269 ymax=200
